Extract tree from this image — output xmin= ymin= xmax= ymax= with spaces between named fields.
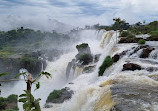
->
xmin=0 ymin=73 xmax=8 ymax=95
xmin=16 ymin=71 xmax=51 ymax=111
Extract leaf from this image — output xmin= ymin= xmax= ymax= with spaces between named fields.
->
xmin=34 ymin=82 xmax=40 ymax=91
xmin=19 ymin=98 xmax=27 ymax=102
xmin=19 ymin=94 xmax=27 ymax=97
xmin=15 ymin=72 xmax=25 ymax=78
xmin=40 ymin=71 xmax=52 ymax=78
xmin=0 ymin=72 xmax=9 ymax=77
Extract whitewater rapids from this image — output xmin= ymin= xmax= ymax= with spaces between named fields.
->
xmin=43 ymin=30 xmax=158 ymax=111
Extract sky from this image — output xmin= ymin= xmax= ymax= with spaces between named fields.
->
xmin=0 ymin=0 xmax=158 ymax=30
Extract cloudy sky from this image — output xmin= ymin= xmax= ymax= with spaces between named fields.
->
xmin=0 ymin=0 xmax=158 ymax=30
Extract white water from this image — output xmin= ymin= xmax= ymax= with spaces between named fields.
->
xmin=0 ymin=30 xmax=104 ymax=110
xmin=43 ymin=31 xmax=158 ymax=111
xmin=1 ymin=30 xmax=158 ymax=111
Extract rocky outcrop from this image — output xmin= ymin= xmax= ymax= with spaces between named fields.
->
xmin=46 ymin=87 xmax=73 ymax=104
xmin=122 ymin=63 xmax=141 ymax=71
xmin=146 ymin=37 xmax=158 ymax=41
xmin=140 ymin=47 xmax=154 ymax=58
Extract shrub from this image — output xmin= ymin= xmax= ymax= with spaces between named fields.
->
xmin=78 ymin=53 xmax=93 ymax=65
xmin=150 ymin=30 xmax=158 ymax=37
xmin=138 ymin=39 xmax=146 ymax=44
xmin=46 ymin=88 xmax=66 ymax=103
xmin=7 ymin=94 xmax=18 ymax=103
xmin=76 ymin=43 xmax=88 ymax=49
xmin=120 ymin=31 xmax=130 ymax=37
xmin=120 ymin=31 xmax=135 ymax=38
xmin=98 ymin=56 xmax=113 ymax=76
xmin=0 ymin=97 xmax=7 ymax=110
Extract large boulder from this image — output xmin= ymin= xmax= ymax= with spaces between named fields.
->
xmin=140 ymin=47 xmax=154 ymax=58
xmin=112 ymin=54 xmax=120 ymax=62
xmin=122 ymin=63 xmax=141 ymax=71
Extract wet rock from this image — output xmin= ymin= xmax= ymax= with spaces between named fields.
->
xmin=146 ymin=37 xmax=158 ymax=41
xmin=119 ymin=37 xmax=142 ymax=43
xmin=140 ymin=47 xmax=154 ymax=58
xmin=44 ymin=104 xmax=53 ymax=108
xmin=112 ymin=54 xmax=120 ymax=62
xmin=122 ymin=63 xmax=141 ymax=71
xmin=94 ymin=54 xmax=101 ymax=63
xmin=75 ymin=43 xmax=93 ymax=65
xmin=46 ymin=87 xmax=73 ymax=104
xmin=82 ymin=65 xmax=96 ymax=73
xmin=76 ymin=43 xmax=91 ymax=54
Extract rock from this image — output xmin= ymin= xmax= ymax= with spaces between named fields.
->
xmin=44 ymin=104 xmax=53 ymax=108
xmin=140 ymin=47 xmax=154 ymax=58
xmin=76 ymin=43 xmax=91 ymax=54
xmin=76 ymin=53 xmax=93 ymax=65
xmin=94 ymin=54 xmax=101 ymax=63
xmin=122 ymin=63 xmax=141 ymax=71
xmin=146 ymin=37 xmax=158 ymax=41
xmin=46 ymin=88 xmax=73 ymax=104
xmin=119 ymin=37 xmax=142 ymax=43
xmin=82 ymin=65 xmax=96 ymax=73
xmin=112 ymin=54 xmax=120 ymax=62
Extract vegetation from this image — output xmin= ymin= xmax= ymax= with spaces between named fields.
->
xmin=78 ymin=53 xmax=93 ymax=65
xmin=46 ymin=88 xmax=66 ymax=103
xmin=0 ymin=94 xmax=18 ymax=111
xmin=16 ymin=71 xmax=51 ymax=111
xmin=120 ymin=31 xmax=136 ymax=38
xmin=76 ymin=43 xmax=88 ymax=49
xmin=138 ymin=39 xmax=146 ymax=44
xmin=98 ymin=56 xmax=114 ymax=76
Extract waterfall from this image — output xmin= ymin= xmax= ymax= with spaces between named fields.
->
xmin=43 ymin=30 xmax=158 ymax=111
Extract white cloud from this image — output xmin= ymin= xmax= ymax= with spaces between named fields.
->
xmin=0 ymin=0 xmax=158 ymax=30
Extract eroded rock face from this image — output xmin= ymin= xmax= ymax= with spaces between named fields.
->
xmin=122 ymin=63 xmax=141 ymax=71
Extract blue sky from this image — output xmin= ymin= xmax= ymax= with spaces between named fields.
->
xmin=0 ymin=0 xmax=158 ymax=30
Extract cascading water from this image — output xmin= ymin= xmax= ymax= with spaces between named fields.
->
xmin=0 ymin=29 xmax=104 ymax=111
xmin=43 ymin=31 xmax=158 ymax=111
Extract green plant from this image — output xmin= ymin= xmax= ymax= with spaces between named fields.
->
xmin=16 ymin=71 xmax=51 ymax=111
xmin=19 ymin=90 xmax=41 ymax=111
xmin=138 ymin=39 xmax=146 ymax=44
xmin=98 ymin=56 xmax=113 ymax=76
xmin=0 ymin=97 xmax=7 ymax=110
xmin=7 ymin=94 xmax=18 ymax=103
xmin=78 ymin=53 xmax=93 ymax=65
xmin=0 ymin=73 xmax=8 ymax=95
xmin=46 ymin=88 xmax=66 ymax=103
xmin=120 ymin=31 xmax=130 ymax=37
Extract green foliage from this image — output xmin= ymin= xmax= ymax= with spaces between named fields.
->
xmin=19 ymin=90 xmax=41 ymax=111
xmin=138 ymin=39 xmax=146 ymax=44
xmin=76 ymin=43 xmax=88 ymax=49
xmin=0 ymin=97 xmax=7 ymax=110
xmin=150 ymin=30 xmax=158 ymax=37
xmin=112 ymin=18 xmax=130 ymax=30
xmin=120 ymin=31 xmax=135 ymax=38
xmin=0 ymin=94 xmax=18 ymax=111
xmin=46 ymin=88 xmax=66 ymax=103
xmin=98 ymin=56 xmax=114 ymax=76
xmin=7 ymin=94 xmax=18 ymax=103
